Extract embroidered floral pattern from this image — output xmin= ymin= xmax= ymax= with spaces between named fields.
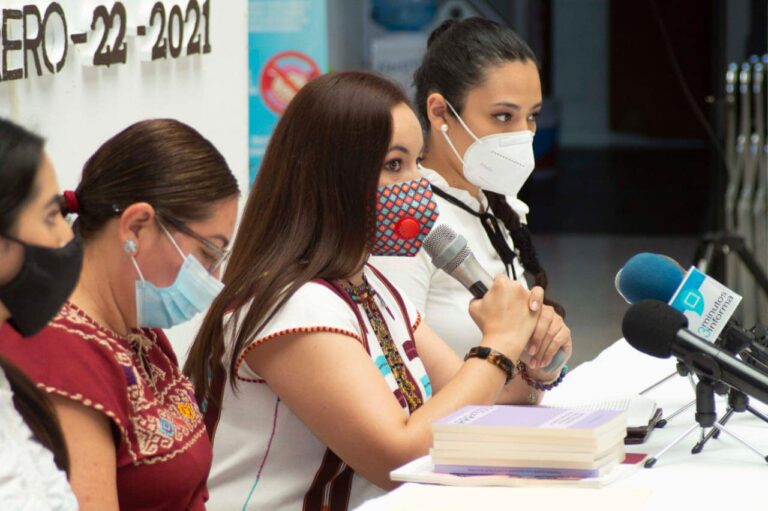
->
xmin=50 ymin=304 xmax=205 ymax=465
xmin=341 ymin=278 xmax=424 ymax=413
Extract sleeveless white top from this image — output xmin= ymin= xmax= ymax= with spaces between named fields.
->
xmin=371 ymin=165 xmax=529 ymax=357
xmin=0 ymin=367 xmax=78 ymax=511
xmin=207 ymin=266 xmax=429 ymax=511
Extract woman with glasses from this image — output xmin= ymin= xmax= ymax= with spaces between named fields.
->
xmin=0 ymin=119 xmax=240 ymax=510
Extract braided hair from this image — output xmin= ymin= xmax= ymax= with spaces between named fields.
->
xmin=414 ymin=17 xmax=564 ymax=317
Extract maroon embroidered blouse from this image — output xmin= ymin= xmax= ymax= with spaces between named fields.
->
xmin=0 ymin=302 xmax=212 ymax=510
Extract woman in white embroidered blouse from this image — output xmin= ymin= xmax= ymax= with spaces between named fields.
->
xmin=185 ymin=71 xmax=572 ymax=511
xmin=0 ymin=118 xmax=78 ymax=510
xmin=372 ymin=17 xmax=572 ymax=379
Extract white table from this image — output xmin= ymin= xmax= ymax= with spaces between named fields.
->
xmin=357 ymin=340 xmax=768 ymax=510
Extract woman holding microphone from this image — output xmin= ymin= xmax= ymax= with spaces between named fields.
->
xmin=372 ymin=17 xmax=572 ymax=395
xmin=184 ymin=71 xmax=566 ymax=511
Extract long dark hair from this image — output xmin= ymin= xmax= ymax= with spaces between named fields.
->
xmin=68 ymin=119 xmax=240 ymax=237
xmin=0 ymin=355 xmax=70 ymax=474
xmin=0 ymin=118 xmax=70 ymax=475
xmin=0 ymin=119 xmax=44 ymax=234
xmin=414 ymin=18 xmax=564 ymax=316
xmin=185 ymin=72 xmax=409 ymax=406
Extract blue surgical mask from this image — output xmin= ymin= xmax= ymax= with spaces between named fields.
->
xmin=129 ymin=225 xmax=224 ymax=328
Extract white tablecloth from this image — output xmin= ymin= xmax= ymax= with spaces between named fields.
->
xmin=357 ymin=340 xmax=768 ymax=510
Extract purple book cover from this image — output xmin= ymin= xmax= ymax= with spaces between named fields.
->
xmin=432 ymin=454 xmax=643 ymax=480
xmin=433 ymin=463 xmax=603 ymax=479
xmin=435 ymin=405 xmax=623 ymax=430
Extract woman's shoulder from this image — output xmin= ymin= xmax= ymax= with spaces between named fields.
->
xmin=0 ymin=303 xmax=136 ymax=416
xmin=273 ymin=280 xmax=354 ymax=316
xmin=228 ymin=280 xmax=365 ymax=347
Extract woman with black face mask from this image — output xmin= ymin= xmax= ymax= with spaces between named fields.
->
xmin=0 ymin=118 xmax=81 ymax=509
xmin=1 ymin=119 xmax=239 ymax=511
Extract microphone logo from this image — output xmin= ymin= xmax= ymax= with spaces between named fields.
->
xmin=680 ymin=289 xmax=705 ymax=316
xmin=668 ymin=267 xmax=741 ymax=340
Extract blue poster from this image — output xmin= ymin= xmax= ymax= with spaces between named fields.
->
xmin=248 ymin=0 xmax=329 ymax=183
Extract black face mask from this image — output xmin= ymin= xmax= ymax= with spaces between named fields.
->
xmin=0 ymin=233 xmax=83 ymax=336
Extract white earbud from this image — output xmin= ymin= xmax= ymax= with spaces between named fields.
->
xmin=440 ymin=124 xmax=449 ymax=133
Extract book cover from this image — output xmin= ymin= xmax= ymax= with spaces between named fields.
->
xmin=431 ymin=443 xmax=625 ymax=472
xmin=432 ymin=428 xmax=627 ymax=455
xmin=391 ymin=453 xmax=647 ymax=488
xmin=432 ymin=461 xmax=617 ymax=479
xmin=434 ymin=405 xmax=626 ymax=439
xmin=430 ymin=439 xmax=626 ymax=465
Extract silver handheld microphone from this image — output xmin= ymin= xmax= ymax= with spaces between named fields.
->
xmin=423 ymin=224 xmax=492 ymax=299
xmin=423 ymin=224 xmax=565 ymax=372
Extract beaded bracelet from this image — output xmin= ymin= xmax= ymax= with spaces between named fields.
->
xmin=516 ymin=361 xmax=568 ymax=391
xmin=464 ymin=346 xmax=515 ymax=384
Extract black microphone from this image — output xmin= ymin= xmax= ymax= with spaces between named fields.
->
xmin=615 ymin=252 xmax=768 ymax=374
xmin=423 ymin=224 xmax=565 ymax=372
xmin=622 ymin=300 xmax=768 ymax=405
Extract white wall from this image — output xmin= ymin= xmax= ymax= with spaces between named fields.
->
xmin=0 ymin=0 xmax=249 ymax=359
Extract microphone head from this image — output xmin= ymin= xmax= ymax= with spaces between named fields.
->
xmin=616 ymin=253 xmax=685 ymax=304
xmin=622 ymin=299 xmax=688 ymax=359
xmin=423 ymin=224 xmax=456 ymax=258
xmin=424 ymin=224 xmax=471 ymax=272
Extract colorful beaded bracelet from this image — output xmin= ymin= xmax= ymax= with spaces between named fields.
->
xmin=516 ymin=361 xmax=568 ymax=391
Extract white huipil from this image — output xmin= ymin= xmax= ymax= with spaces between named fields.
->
xmin=207 ymin=266 xmax=430 ymax=511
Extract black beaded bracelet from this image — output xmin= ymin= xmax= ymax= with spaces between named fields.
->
xmin=464 ymin=346 xmax=515 ymax=384
xmin=516 ymin=361 xmax=568 ymax=391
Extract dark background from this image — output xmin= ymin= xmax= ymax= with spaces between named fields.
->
xmin=476 ymin=0 xmax=768 ymax=236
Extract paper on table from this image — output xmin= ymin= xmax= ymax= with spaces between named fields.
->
xmin=543 ymin=395 xmax=659 ymax=429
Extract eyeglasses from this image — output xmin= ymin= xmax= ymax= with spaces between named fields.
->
xmin=158 ymin=213 xmax=231 ymax=274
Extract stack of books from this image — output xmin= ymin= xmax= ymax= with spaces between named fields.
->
xmin=430 ymin=405 xmax=627 ymax=479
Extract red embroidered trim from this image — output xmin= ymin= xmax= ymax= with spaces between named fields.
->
xmin=40 ymin=385 xmax=136 ymax=461
xmin=234 ymin=326 xmax=364 ymax=382
xmin=411 ymin=312 xmax=422 ymax=332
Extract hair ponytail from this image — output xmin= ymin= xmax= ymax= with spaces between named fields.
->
xmin=485 ymin=191 xmax=565 ymax=318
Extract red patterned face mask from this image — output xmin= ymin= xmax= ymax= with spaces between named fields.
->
xmin=372 ymin=177 xmax=440 ymax=257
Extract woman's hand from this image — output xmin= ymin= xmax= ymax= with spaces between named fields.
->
xmin=520 ymin=305 xmax=572 ymax=375
xmin=468 ymin=276 xmax=542 ymax=360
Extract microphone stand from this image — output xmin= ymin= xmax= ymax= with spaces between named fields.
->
xmin=644 ymin=356 xmax=768 ymax=468
xmin=691 ymin=322 xmax=768 ymax=452
xmin=640 ymin=361 xmax=696 ymax=428
xmin=692 ymin=387 xmax=768 ymax=453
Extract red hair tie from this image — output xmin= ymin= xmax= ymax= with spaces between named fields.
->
xmin=62 ymin=190 xmax=80 ymax=214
